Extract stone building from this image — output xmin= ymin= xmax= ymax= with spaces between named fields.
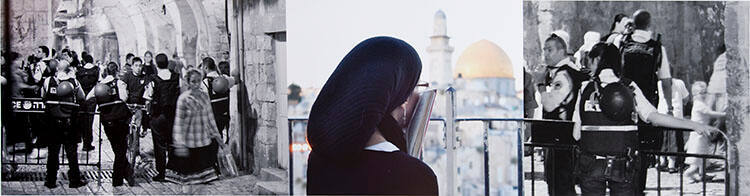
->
xmin=523 ymin=1 xmax=726 ymax=89
xmin=427 ymin=10 xmax=454 ymax=88
xmin=453 ymin=39 xmax=520 ymax=117
xmin=1 ymin=1 xmax=288 ymax=192
xmin=523 ymin=2 xmax=749 ymax=195
xmin=422 ymin=11 xmax=521 ymax=196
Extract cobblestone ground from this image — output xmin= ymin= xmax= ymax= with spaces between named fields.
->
xmin=523 ymin=154 xmax=727 ymax=196
xmin=1 ymin=174 xmax=259 ymax=195
xmin=2 ymin=117 xmax=257 ymax=195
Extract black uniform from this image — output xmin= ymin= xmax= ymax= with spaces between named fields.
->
xmin=122 ymin=73 xmax=151 ymax=128
xmin=542 ymin=65 xmax=582 ymax=196
xmin=76 ymin=65 xmax=99 ymax=148
xmin=17 ymin=61 xmax=53 ymax=149
xmin=95 ymin=79 xmax=133 ymax=186
xmin=205 ymin=76 xmax=230 ymax=136
xmin=575 ymin=79 xmax=640 ymax=195
xmin=621 ymin=34 xmax=663 ymax=193
xmin=42 ymin=77 xmax=86 ymax=187
xmin=142 ymin=62 xmax=157 ymax=76
xmin=148 ymin=73 xmax=180 ymax=178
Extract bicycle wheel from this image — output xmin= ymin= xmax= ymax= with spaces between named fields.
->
xmin=126 ymin=125 xmax=140 ymax=169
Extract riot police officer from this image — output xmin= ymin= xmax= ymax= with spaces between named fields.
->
xmin=86 ymin=62 xmax=135 ymax=186
xmin=572 ymin=43 xmax=717 ymax=195
xmin=40 ymin=59 xmax=88 ymax=188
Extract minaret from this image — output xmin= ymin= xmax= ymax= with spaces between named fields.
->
xmin=426 ymin=10 xmax=454 ymax=88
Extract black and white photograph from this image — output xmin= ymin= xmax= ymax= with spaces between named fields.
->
xmin=523 ymin=1 xmax=749 ymax=195
xmin=1 ymin=0 xmax=288 ymax=194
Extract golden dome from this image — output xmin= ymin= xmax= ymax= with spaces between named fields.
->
xmin=454 ymin=39 xmax=513 ymax=79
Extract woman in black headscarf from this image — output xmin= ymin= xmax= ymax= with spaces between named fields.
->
xmin=306 ymin=36 xmax=438 ymax=195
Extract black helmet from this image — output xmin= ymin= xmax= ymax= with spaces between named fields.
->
xmin=599 ymin=82 xmax=634 ymax=122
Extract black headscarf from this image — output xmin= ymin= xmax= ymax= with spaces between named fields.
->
xmin=306 ymin=36 xmax=422 ymax=161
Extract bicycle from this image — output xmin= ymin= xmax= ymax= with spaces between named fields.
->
xmin=126 ymin=104 xmax=150 ymax=171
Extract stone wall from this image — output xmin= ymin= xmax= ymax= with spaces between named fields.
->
xmin=1 ymin=0 xmax=230 ymax=67
xmin=724 ymin=2 xmax=749 ymax=195
xmin=230 ymin=0 xmax=286 ymax=174
xmin=524 ymin=1 xmax=725 ymax=87
xmin=0 ymin=0 xmax=58 ymax=57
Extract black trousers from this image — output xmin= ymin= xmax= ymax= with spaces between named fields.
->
xmin=45 ymin=118 xmax=83 ymax=183
xmin=637 ymin=126 xmax=662 ymax=195
xmin=150 ymin=114 xmax=174 ymax=176
xmin=215 ymin=114 xmax=229 ymax=137
xmin=78 ymin=112 xmax=95 ymax=146
xmin=102 ymin=119 xmax=130 ymax=184
xmin=544 ymin=149 xmax=576 ymax=196
xmin=576 ymin=154 xmax=637 ymax=196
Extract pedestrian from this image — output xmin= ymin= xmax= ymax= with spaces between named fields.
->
xmin=85 ymin=62 xmax=135 ymax=186
xmin=122 ymin=57 xmax=152 ymax=132
xmin=166 ymin=68 xmax=221 ymax=186
xmin=706 ymin=44 xmax=728 ymax=160
xmin=25 ymin=46 xmax=55 ymax=154
xmin=201 ymin=57 xmax=237 ymax=139
xmin=76 ymin=54 xmax=99 ymax=151
xmin=144 ymin=53 xmax=181 ymax=182
xmin=684 ymin=81 xmax=725 ymax=183
xmin=601 ymin=13 xmax=632 ymax=46
xmin=305 ymin=36 xmax=438 ymax=195
xmin=620 ymin=10 xmax=675 ymax=192
xmin=120 ymin=53 xmax=135 ymax=78
xmin=40 ymin=59 xmax=88 ymax=188
xmin=656 ymin=77 xmax=690 ymax=173
xmin=571 ymin=43 xmax=718 ymax=195
xmin=142 ymin=51 xmax=157 ymax=76
xmin=574 ymin=31 xmax=600 ymax=69
xmin=538 ymin=31 xmax=587 ymax=196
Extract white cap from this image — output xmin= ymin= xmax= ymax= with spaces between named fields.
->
xmin=551 ymin=30 xmax=571 ymax=53
xmin=582 ymin=31 xmax=601 ymax=52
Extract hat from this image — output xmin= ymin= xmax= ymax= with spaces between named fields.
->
xmin=581 ymin=31 xmax=601 ymax=52
xmin=551 ymin=30 xmax=571 ymax=53
xmin=306 ymin=36 xmax=422 ymax=161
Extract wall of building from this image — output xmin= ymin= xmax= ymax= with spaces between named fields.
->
xmin=231 ymin=0 xmax=286 ymax=174
xmin=0 ymin=0 xmax=58 ymax=57
xmin=724 ymin=2 xmax=749 ymax=195
xmin=524 ymin=1 xmax=725 ymax=88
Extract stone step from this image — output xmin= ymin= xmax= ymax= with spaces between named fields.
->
xmin=255 ymin=180 xmax=289 ymax=195
xmin=260 ymin=167 xmax=287 ymax=182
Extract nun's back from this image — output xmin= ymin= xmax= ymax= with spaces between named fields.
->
xmin=307 ymin=149 xmax=438 ymax=195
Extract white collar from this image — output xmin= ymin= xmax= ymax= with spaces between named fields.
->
xmin=551 ymin=57 xmax=580 ymax=70
xmin=632 ymin=30 xmax=652 ymax=42
xmin=364 ymin=141 xmax=400 ymax=152
xmin=83 ymin=63 xmax=95 ymax=69
xmin=55 ymin=70 xmax=76 ymax=81
xmin=157 ymin=69 xmax=172 ymax=80
xmin=206 ymin=71 xmax=220 ymax=77
xmin=597 ymin=69 xmax=619 ymax=85
xmin=101 ymin=75 xmax=115 ymax=83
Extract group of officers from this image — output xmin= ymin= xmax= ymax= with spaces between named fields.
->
xmin=5 ymin=47 xmax=235 ymax=188
xmin=529 ymin=9 xmax=720 ymax=195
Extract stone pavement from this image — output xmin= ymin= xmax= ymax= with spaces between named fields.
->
xmin=2 ymin=116 xmax=265 ymax=195
xmin=523 ymin=154 xmax=727 ymax=195
xmin=1 ymin=174 xmax=260 ymax=195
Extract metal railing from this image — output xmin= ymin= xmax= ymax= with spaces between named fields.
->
xmin=522 ymin=118 xmax=731 ymax=196
xmin=3 ymin=98 xmax=103 ymax=182
xmin=287 ymin=88 xmax=525 ymax=196
xmin=287 ymin=117 xmax=524 ymax=196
